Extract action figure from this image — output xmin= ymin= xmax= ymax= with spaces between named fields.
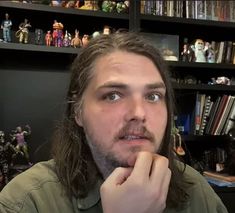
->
xmin=71 ymin=29 xmax=82 ymax=48
xmin=81 ymin=34 xmax=89 ymax=47
xmin=180 ymin=38 xmax=191 ymax=62
xmin=63 ymin=30 xmax=72 ymax=47
xmin=0 ymin=131 xmax=15 ymax=188
xmin=45 ymin=30 xmax=52 ymax=46
xmin=10 ymin=125 xmax=32 ymax=165
xmin=16 ymin=18 xmax=32 ymax=44
xmin=52 ymin=20 xmax=64 ymax=47
xmin=35 ymin=28 xmax=44 ymax=45
xmin=190 ymin=39 xmax=207 ymax=62
xmin=1 ymin=13 xmax=12 ymax=42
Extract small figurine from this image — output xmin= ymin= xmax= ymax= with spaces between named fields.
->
xmin=15 ymin=18 xmax=32 ymax=44
xmin=35 ymin=28 xmax=44 ymax=45
xmin=52 ymin=20 xmax=64 ymax=47
xmin=71 ymin=29 xmax=82 ymax=48
xmin=0 ymin=131 xmax=15 ymax=188
xmin=82 ymin=34 xmax=89 ymax=47
xmin=10 ymin=125 xmax=32 ymax=165
xmin=116 ymin=1 xmax=129 ymax=13
xmin=1 ymin=13 xmax=12 ymax=43
xmin=103 ymin=25 xmax=111 ymax=35
xmin=45 ymin=30 xmax=52 ymax=46
xmin=79 ymin=0 xmax=98 ymax=10
xmin=205 ymin=42 xmax=215 ymax=63
xmin=102 ymin=0 xmax=116 ymax=12
xmin=63 ymin=30 xmax=72 ymax=47
xmin=180 ymin=38 xmax=191 ymax=62
xmin=190 ymin=39 xmax=207 ymax=62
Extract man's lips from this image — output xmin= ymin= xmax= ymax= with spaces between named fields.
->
xmin=119 ymin=135 xmax=149 ymax=141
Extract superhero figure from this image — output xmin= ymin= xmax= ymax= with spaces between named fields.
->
xmin=10 ymin=125 xmax=32 ymax=165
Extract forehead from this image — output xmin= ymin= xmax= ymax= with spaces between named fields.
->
xmin=90 ymin=51 xmax=163 ymax=86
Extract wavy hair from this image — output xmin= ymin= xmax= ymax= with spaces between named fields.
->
xmin=51 ymin=32 xmax=189 ymax=208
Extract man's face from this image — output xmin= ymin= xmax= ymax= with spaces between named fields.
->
xmin=75 ymin=51 xmax=167 ymax=177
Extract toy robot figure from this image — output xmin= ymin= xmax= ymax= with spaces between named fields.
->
xmin=45 ymin=30 xmax=52 ymax=46
xmin=1 ymin=13 xmax=12 ymax=42
xmin=0 ymin=131 xmax=15 ymax=188
xmin=16 ymin=18 xmax=32 ymax=44
xmin=35 ymin=28 xmax=44 ymax=45
xmin=10 ymin=125 xmax=31 ymax=165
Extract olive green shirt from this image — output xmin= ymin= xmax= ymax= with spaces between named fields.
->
xmin=0 ymin=160 xmax=228 ymax=213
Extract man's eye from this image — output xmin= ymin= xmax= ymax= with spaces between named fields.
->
xmin=146 ymin=93 xmax=160 ymax=102
xmin=104 ymin=92 xmax=121 ymax=101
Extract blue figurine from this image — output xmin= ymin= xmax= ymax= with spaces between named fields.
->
xmin=1 ymin=13 xmax=12 ymax=42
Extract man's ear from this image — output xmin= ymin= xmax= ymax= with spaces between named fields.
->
xmin=75 ymin=111 xmax=83 ymax=127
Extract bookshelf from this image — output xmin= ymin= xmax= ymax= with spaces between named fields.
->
xmin=0 ymin=1 xmax=235 ymax=211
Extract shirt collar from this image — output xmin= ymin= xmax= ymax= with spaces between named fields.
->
xmin=73 ymin=178 xmax=103 ymax=210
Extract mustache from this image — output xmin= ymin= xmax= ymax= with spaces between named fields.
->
xmin=114 ymin=122 xmax=155 ymax=142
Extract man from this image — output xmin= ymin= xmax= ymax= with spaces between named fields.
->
xmin=0 ymin=32 xmax=228 ymax=213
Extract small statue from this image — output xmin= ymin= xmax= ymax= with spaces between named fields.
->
xmin=103 ymin=25 xmax=111 ymax=35
xmin=71 ymin=29 xmax=82 ymax=48
xmin=205 ymin=42 xmax=215 ymax=63
xmin=190 ymin=39 xmax=207 ymax=62
xmin=16 ymin=18 xmax=32 ymax=44
xmin=35 ymin=28 xmax=44 ymax=45
xmin=63 ymin=30 xmax=72 ymax=47
xmin=82 ymin=34 xmax=89 ymax=47
xmin=1 ymin=13 xmax=12 ymax=42
xmin=45 ymin=30 xmax=52 ymax=46
xmin=52 ymin=20 xmax=64 ymax=47
xmin=79 ymin=0 xmax=98 ymax=10
xmin=0 ymin=131 xmax=15 ymax=188
xmin=116 ymin=1 xmax=129 ymax=13
xmin=10 ymin=125 xmax=32 ymax=165
xmin=180 ymin=38 xmax=191 ymax=62
xmin=102 ymin=0 xmax=116 ymax=12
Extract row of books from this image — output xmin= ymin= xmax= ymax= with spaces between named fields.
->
xmin=194 ymin=94 xmax=235 ymax=135
xmin=141 ymin=1 xmax=235 ymax=23
xmin=212 ymin=41 xmax=235 ymax=64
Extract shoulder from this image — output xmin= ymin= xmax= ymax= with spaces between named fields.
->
xmin=174 ymin=161 xmax=228 ymax=213
xmin=0 ymin=160 xmax=62 ymax=212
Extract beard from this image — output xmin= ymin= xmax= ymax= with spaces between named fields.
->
xmin=83 ymin=121 xmax=156 ymax=179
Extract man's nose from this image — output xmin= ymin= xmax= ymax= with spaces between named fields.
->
xmin=125 ymin=97 xmax=146 ymax=122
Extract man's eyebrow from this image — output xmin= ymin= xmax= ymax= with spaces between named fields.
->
xmin=97 ymin=82 xmax=166 ymax=90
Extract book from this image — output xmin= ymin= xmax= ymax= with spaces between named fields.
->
xmin=223 ymin=98 xmax=235 ymax=134
xmin=203 ymin=171 xmax=235 ymax=182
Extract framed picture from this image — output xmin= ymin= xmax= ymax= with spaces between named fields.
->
xmin=140 ymin=32 xmax=179 ymax=61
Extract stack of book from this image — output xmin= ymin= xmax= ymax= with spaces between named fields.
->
xmin=203 ymin=171 xmax=235 ymax=187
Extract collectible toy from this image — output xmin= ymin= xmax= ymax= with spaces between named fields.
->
xmin=35 ymin=28 xmax=44 ymax=45
xmin=63 ymin=30 xmax=72 ymax=47
xmin=81 ymin=34 xmax=89 ymax=47
xmin=45 ymin=30 xmax=52 ymax=46
xmin=15 ymin=18 xmax=32 ymax=44
xmin=190 ymin=39 xmax=206 ymax=62
xmin=71 ymin=29 xmax=82 ymax=48
xmin=52 ymin=20 xmax=64 ymax=47
xmin=10 ymin=125 xmax=32 ymax=165
xmin=1 ymin=13 xmax=12 ymax=43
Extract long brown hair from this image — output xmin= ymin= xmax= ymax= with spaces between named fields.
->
xmin=51 ymin=32 xmax=189 ymax=208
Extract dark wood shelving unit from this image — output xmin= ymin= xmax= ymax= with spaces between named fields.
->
xmin=1 ymin=1 xmax=234 ymax=212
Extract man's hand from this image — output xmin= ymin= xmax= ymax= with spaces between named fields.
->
xmin=100 ymin=152 xmax=171 ymax=213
